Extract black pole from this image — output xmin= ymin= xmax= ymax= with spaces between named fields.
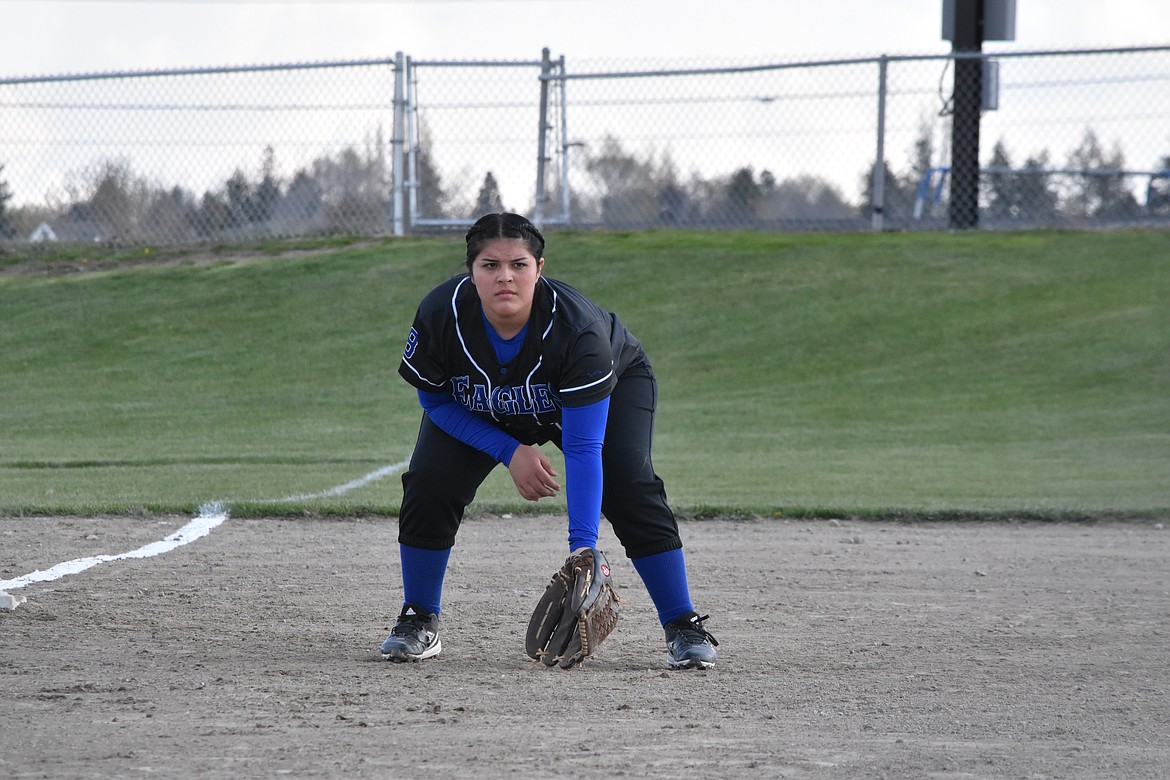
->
xmin=949 ymin=0 xmax=984 ymax=229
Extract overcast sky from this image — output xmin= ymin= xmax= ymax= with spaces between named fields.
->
xmin=2 ymin=0 xmax=1168 ymax=77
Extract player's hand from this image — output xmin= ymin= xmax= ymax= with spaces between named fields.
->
xmin=507 ymin=444 xmax=560 ymax=501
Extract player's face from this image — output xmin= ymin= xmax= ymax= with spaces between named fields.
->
xmin=470 ymin=238 xmax=544 ymax=336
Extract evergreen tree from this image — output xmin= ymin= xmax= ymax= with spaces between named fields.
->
xmin=1015 ymin=151 xmax=1060 ymax=224
xmin=0 ymin=164 xmax=13 ymax=238
xmin=1148 ymin=155 xmax=1170 ymax=217
xmin=225 ymin=169 xmax=254 ymax=227
xmin=984 ymin=141 xmax=1060 ymax=225
xmin=985 ymin=140 xmax=1020 ymax=222
xmin=253 ymin=146 xmax=281 ymax=224
xmin=723 ymin=167 xmax=762 ymax=225
xmin=475 ymin=172 xmax=505 ymax=216
xmin=1064 ymin=129 xmax=1140 ymax=221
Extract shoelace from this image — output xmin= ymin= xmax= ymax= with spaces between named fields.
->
xmin=677 ymin=614 xmax=720 ymax=646
xmin=393 ymin=614 xmax=430 ymax=636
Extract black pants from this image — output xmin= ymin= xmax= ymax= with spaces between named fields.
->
xmin=398 ymin=364 xmax=682 ymax=559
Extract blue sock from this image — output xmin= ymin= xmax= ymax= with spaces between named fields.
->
xmin=631 ymin=548 xmax=695 ymax=626
xmin=399 ymin=544 xmax=451 ymax=616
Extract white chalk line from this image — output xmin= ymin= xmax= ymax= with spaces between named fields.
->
xmin=0 ymin=502 xmax=229 ymax=593
xmin=0 ymin=459 xmax=409 ymax=600
xmin=274 ymin=458 xmax=409 ymax=502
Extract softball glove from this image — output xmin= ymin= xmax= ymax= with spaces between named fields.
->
xmin=525 ymin=548 xmax=620 ymax=668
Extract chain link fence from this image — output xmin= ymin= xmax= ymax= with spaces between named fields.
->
xmin=2 ymin=46 xmax=1168 ymax=246
xmin=1 ymin=59 xmax=399 ymax=245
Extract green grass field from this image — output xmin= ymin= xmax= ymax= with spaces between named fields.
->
xmin=1 ymin=230 xmax=1167 ymax=519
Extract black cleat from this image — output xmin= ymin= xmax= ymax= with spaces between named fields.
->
xmin=664 ymin=611 xmax=719 ymax=670
xmin=380 ymin=604 xmax=441 ymax=662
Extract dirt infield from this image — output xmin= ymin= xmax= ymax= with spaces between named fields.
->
xmin=2 ymin=514 xmax=1168 ymax=779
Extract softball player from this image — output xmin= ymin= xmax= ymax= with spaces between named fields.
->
xmin=381 ymin=212 xmax=718 ymax=669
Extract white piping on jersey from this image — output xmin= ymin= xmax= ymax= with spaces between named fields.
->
xmin=561 ymin=365 xmax=614 ymax=394
xmin=540 ymin=279 xmax=558 ymax=340
xmin=523 ymin=360 xmax=544 ymax=426
xmin=401 ymin=357 xmax=446 ymax=388
xmin=535 ymin=277 xmax=614 ymax=398
xmin=520 ymin=281 xmax=558 ymax=425
xmin=451 ymin=277 xmax=501 ymax=422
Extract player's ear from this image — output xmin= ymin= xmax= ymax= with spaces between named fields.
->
xmin=536 ymin=257 xmax=545 ymax=275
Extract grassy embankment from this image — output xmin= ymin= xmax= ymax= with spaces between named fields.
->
xmin=1 ymin=230 xmax=1166 ymax=519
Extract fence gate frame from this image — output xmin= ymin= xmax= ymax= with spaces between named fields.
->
xmin=392 ymin=50 xmax=569 ymax=234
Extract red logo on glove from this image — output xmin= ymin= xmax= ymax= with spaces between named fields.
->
xmin=601 ymin=564 xmax=610 ymax=577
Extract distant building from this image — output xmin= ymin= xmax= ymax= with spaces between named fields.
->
xmin=29 ymin=222 xmax=57 ymax=242
xmin=27 ymin=207 xmax=104 ymax=243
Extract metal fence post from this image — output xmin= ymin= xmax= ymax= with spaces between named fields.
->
xmin=391 ymin=51 xmax=406 ymax=236
xmin=534 ymin=47 xmax=552 ymax=227
xmin=406 ymin=57 xmax=420 ymax=227
xmin=871 ymin=55 xmax=889 ymax=232
xmin=556 ymin=54 xmax=572 ymax=226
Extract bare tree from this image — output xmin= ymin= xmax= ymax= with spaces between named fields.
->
xmin=312 ymin=145 xmax=386 ymax=233
xmin=760 ymin=174 xmax=856 ymax=225
xmin=583 ymin=136 xmax=664 ymax=227
xmin=69 ymin=159 xmax=153 ymax=243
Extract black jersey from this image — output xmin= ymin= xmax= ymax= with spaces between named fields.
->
xmin=399 ymin=275 xmax=646 ymax=444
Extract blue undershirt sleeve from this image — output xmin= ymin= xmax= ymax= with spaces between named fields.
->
xmin=561 ymin=397 xmax=610 ymax=552
xmin=417 ymin=389 xmax=521 ymax=465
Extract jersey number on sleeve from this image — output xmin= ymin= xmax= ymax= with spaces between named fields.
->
xmin=403 ymin=328 xmax=419 ymax=360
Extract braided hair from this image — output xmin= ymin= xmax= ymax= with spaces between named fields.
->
xmin=464 ymin=212 xmax=545 ymax=268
